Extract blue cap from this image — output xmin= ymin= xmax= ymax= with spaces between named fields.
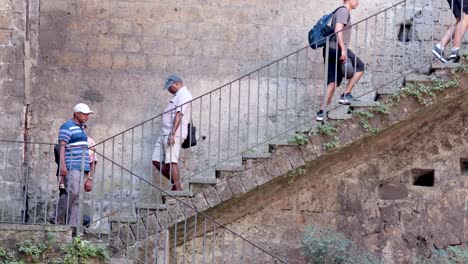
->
xmin=164 ymin=74 xmax=182 ymax=90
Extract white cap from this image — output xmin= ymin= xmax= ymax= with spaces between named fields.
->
xmin=73 ymin=103 xmax=94 ymax=114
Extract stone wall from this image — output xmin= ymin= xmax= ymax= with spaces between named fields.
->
xmin=0 ymin=0 xmax=26 ymax=140
xmin=27 ymin=0 xmax=454 ymax=143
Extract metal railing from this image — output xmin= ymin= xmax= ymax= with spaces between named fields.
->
xmin=0 ymin=140 xmax=89 ymax=234
xmin=0 ymin=139 xmax=288 ymax=263
xmin=84 ymin=151 xmax=288 ymax=263
xmin=92 ymin=0 xmax=437 ymax=191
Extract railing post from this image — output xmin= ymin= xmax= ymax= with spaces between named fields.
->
xmin=322 ymin=37 xmax=330 ymax=122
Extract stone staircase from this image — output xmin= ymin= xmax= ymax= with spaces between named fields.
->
xmin=98 ymin=59 xmax=466 ymax=262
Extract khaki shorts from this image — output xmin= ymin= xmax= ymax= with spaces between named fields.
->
xmin=152 ymin=135 xmax=182 ymax=164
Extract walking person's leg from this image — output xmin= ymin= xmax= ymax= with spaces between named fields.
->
xmin=343 ymin=49 xmax=365 ymax=97
xmin=316 ymin=48 xmax=342 ymax=121
xmin=67 ymin=170 xmax=81 ymax=227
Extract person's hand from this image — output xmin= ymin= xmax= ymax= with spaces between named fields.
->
xmin=168 ymin=135 xmax=175 ymax=146
xmin=59 ymin=166 xmax=67 ymax=177
xmin=84 ymin=178 xmax=92 ymax=192
xmin=339 ymin=52 xmax=347 ymax=63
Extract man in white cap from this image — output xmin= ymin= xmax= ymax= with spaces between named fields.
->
xmin=152 ymin=74 xmax=192 ymax=191
xmin=55 ymin=103 xmax=94 ymax=228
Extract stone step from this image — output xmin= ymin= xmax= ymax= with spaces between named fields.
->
xmin=109 ymin=216 xmax=138 ymax=224
xmin=242 ymin=152 xmax=272 ymax=159
xmin=190 ymin=167 xmax=216 ymax=179
xmin=215 ymin=164 xmax=244 ymax=172
xmin=404 ymin=73 xmax=431 ymax=84
xmin=109 ymin=258 xmax=135 ymax=264
xmin=135 ymin=202 xmax=167 ymax=211
xmin=188 ymin=177 xmax=218 ymax=185
xmin=161 ymin=190 xmax=194 ymax=198
xmin=328 ymin=105 xmax=352 ymax=120
xmin=350 ymin=100 xmax=380 ymax=108
xmin=431 ymin=61 xmax=461 ymax=70
xmin=377 ymin=87 xmax=400 ymax=95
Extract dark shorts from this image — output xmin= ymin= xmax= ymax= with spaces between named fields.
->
xmin=323 ymin=48 xmax=365 ymax=86
xmin=447 ymin=0 xmax=468 ymax=18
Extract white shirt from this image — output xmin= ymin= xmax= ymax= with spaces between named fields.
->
xmin=160 ymin=86 xmax=192 ymax=138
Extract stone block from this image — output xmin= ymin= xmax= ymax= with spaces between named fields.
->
xmin=244 ymin=163 xmax=270 ymax=186
xmin=147 ymin=54 xmax=166 ymax=71
xmin=215 ymin=181 xmax=233 ymax=202
xmin=239 ymin=170 xmax=258 ymax=192
xmin=7 ymin=63 xmax=24 ymax=80
xmin=130 ymin=218 xmax=149 ymax=242
xmin=0 ymin=46 xmax=20 ymax=63
xmin=123 ymin=37 xmax=142 ymax=53
xmin=5 ymin=96 xmax=23 ymax=114
xmin=278 ymin=145 xmax=305 ymax=169
xmin=87 ymin=53 xmax=113 ymax=69
xmin=203 ymin=185 xmax=221 ymax=206
xmin=0 ymin=29 xmax=11 ymax=44
xmin=112 ymin=54 xmax=128 ymax=70
xmin=141 ymin=213 xmax=161 ymax=236
xmin=109 ymin=19 xmax=133 ymax=35
xmin=0 ymin=15 xmax=12 ymax=29
xmin=127 ymin=54 xmax=146 ymax=70
xmin=134 ymin=21 xmax=162 ymax=36
xmin=174 ymin=39 xmax=202 ymax=56
xmin=4 ymin=80 xmax=24 ymax=98
xmin=263 ymin=150 xmax=292 ymax=178
xmin=64 ymin=34 xmax=88 ymax=51
xmin=97 ymin=34 xmax=121 ymax=51
xmin=191 ymin=192 xmax=208 ymax=212
xmin=165 ymin=198 xmax=184 ymax=225
xmin=141 ymin=37 xmax=174 ymax=55
xmin=57 ymin=51 xmax=86 ymax=68
xmin=226 ymin=174 xmax=245 ymax=196
xmin=379 ymin=184 xmax=409 ymax=200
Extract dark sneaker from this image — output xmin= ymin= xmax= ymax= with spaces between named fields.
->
xmin=449 ymin=50 xmax=460 ymax=62
xmin=315 ymin=110 xmax=324 ymax=122
xmin=339 ymin=93 xmax=358 ymax=105
xmin=432 ymin=45 xmax=448 ymax=63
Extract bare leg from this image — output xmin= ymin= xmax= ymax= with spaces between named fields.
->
xmin=344 ymin=71 xmax=365 ymax=94
xmin=153 ymin=160 xmax=172 ymax=184
xmin=320 ymin=82 xmax=336 ymax=110
xmin=169 ymin=163 xmax=182 ymax=191
xmin=152 ymin=161 xmax=182 ymax=191
xmin=440 ymin=20 xmax=460 ymax=48
xmin=453 ymin=14 xmax=468 ymax=48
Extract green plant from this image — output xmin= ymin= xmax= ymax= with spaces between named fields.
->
xmin=317 ymin=123 xmax=338 ymax=136
xmin=323 ymin=137 xmax=340 ymax=151
xmin=352 ymin=109 xmax=374 ymax=119
xmin=302 ymin=225 xmax=381 ymax=264
xmin=370 ymin=103 xmax=390 ymax=115
xmin=288 ymin=134 xmax=308 ymax=146
xmin=413 ymin=246 xmax=468 ymax=264
xmin=391 ymin=75 xmax=459 ymax=105
xmin=360 ymin=120 xmax=379 ymax=134
xmin=0 ymin=246 xmax=16 ymax=263
xmin=61 ymin=237 xmax=108 ymax=264
xmin=16 ymin=240 xmax=46 ymax=263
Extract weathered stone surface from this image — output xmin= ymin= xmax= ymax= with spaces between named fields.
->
xmin=202 ymin=185 xmax=221 ymax=207
xmin=215 ymin=180 xmax=233 ymax=202
xmin=226 ymin=174 xmax=245 ymax=196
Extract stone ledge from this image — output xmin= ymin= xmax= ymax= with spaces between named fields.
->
xmin=0 ymin=223 xmax=71 ymax=232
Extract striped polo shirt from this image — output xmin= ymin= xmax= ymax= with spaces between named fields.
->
xmin=58 ymin=119 xmax=90 ymax=171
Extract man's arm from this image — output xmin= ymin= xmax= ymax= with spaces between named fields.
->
xmin=168 ymin=111 xmax=183 ymax=145
xmin=59 ymin=140 xmax=67 ymax=176
xmin=335 ymin=23 xmax=347 ymax=61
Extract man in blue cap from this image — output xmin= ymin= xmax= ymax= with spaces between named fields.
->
xmin=152 ymin=75 xmax=192 ymax=191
